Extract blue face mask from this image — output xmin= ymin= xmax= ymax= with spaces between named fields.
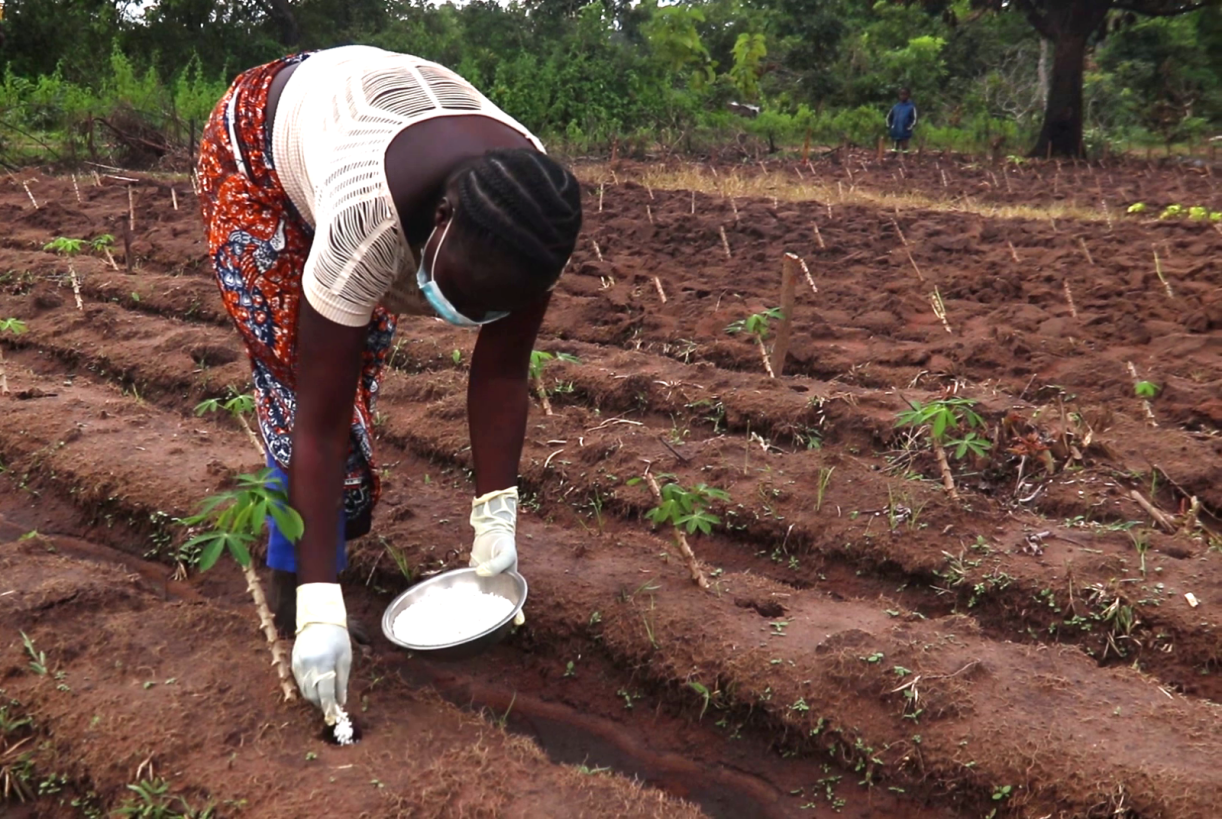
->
xmin=416 ymin=220 xmax=509 ymax=328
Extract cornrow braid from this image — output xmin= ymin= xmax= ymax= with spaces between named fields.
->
xmin=454 ymin=148 xmax=582 ymax=283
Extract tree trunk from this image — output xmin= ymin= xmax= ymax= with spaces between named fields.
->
xmin=1028 ymin=1 xmax=1111 ymax=159
xmin=1032 ymin=32 xmax=1088 ymax=158
xmin=1037 ymin=37 xmax=1050 ymax=108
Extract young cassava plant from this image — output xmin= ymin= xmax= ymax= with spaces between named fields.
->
xmin=895 ymin=398 xmax=991 ymax=502
xmin=178 ymin=469 xmax=303 ymax=701
xmin=629 ymin=474 xmax=729 ymax=589
xmin=0 ymin=317 xmax=27 ymax=395
xmin=726 ymin=308 xmax=782 ymax=377
xmin=529 ymin=350 xmax=580 ymax=416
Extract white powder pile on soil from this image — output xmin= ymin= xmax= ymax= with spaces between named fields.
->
xmin=393 ymin=586 xmax=516 ymax=646
xmin=332 ymin=709 xmax=354 ymax=746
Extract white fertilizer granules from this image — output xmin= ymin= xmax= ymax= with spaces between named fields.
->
xmin=332 ymin=709 xmax=355 ymax=746
xmin=393 ymin=586 xmax=516 ymax=646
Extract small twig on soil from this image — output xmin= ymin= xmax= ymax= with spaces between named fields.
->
xmin=591 ymin=239 xmax=603 ymax=262
xmin=72 ymin=174 xmax=82 ymax=204
xmin=128 ymin=185 xmax=136 ymax=234
xmin=1130 ymin=490 xmax=1177 ymax=533
xmin=1101 ymin=199 xmax=1113 ymax=232
xmin=92 ymin=170 xmax=102 ymax=187
xmin=22 ymin=181 xmax=38 ymax=209
xmin=730 ymin=197 xmax=739 ymax=223
xmin=1153 ymin=250 xmax=1173 ymax=299
xmin=719 ymin=226 xmax=732 ymax=259
xmin=609 ymin=169 xmax=619 ymax=185
xmin=1063 ymin=279 xmax=1078 ymax=318
xmin=171 ymin=188 xmax=178 ymax=211
xmin=690 ymin=190 xmax=695 ymax=215
xmin=812 ymin=220 xmax=826 ymax=249
xmin=940 ymin=169 xmax=948 ymax=188
xmin=646 ymin=204 xmax=653 ymax=224
xmin=652 ymin=276 xmax=667 ymax=303
xmin=1003 ymin=166 xmax=1012 ymax=193
xmin=929 ymin=287 xmax=951 ymax=334
xmin=643 ymin=469 xmax=709 ymax=590
xmin=1078 ymin=237 xmax=1095 ymax=266
xmin=657 ymin=435 xmax=690 ymax=464
xmin=837 ymin=181 xmax=844 ymax=201
xmin=646 ymin=184 xmax=654 ymax=200
xmin=543 ymin=448 xmax=564 ymax=470
xmin=598 ymin=182 xmax=604 ymax=213
xmin=905 ymin=248 xmax=926 ymax=282
xmin=771 ymin=253 xmax=799 ymax=377
xmin=1007 ymin=241 xmax=1019 ymax=263
xmin=68 ymin=264 xmax=83 ymax=311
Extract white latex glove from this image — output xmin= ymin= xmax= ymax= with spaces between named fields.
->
xmin=291 ymin=583 xmax=352 ymax=726
xmin=470 ymin=487 xmax=525 ymax=625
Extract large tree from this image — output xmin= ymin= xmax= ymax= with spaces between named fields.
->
xmin=972 ymin=0 xmax=1220 ymax=157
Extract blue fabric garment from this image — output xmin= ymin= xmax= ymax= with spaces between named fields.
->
xmin=264 ymin=455 xmax=347 ymax=573
xmin=888 ymin=100 xmax=917 ymax=141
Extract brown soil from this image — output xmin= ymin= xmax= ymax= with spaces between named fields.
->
xmin=0 ymin=156 xmax=1219 ymax=818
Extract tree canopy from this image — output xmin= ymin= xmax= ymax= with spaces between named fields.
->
xmin=0 ymin=0 xmax=1219 ymax=163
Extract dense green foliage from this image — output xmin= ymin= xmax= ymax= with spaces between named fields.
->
xmin=0 ymin=0 xmax=1219 ymax=164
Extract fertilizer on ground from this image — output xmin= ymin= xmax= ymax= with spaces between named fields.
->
xmin=392 ymin=586 xmax=516 ymax=646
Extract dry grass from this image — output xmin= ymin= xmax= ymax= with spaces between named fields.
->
xmin=576 ymin=162 xmax=1107 ymax=224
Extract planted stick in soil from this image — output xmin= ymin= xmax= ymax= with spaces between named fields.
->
xmin=1078 ymin=238 xmax=1095 ymax=266
xmin=171 ymin=188 xmax=178 ymax=211
xmin=72 ymin=175 xmax=82 ymax=204
xmin=929 ymin=287 xmax=951 ymax=333
xmin=800 ymin=256 xmax=817 ymax=295
xmin=646 ymin=205 xmax=653 ymax=224
xmin=690 ymin=190 xmax=695 ymax=215
xmin=933 ymin=438 xmax=960 ymax=502
xmin=246 ymin=562 xmax=297 ymax=702
xmin=890 ymin=218 xmax=908 ymax=247
xmin=1126 ymin=361 xmax=1159 ymax=426
xmin=646 ymin=184 xmax=654 ymax=200
xmin=730 ymin=198 xmax=739 ymax=222
xmin=128 ymin=185 xmax=136 ymax=233
xmin=592 ymin=239 xmax=603 ymax=262
xmin=905 ymin=249 xmax=925 ymax=282
xmin=598 ymin=182 xmax=604 ymax=213
xmin=812 ymin=221 xmax=826 ymax=249
xmin=652 ymin=276 xmax=667 ymax=303
xmin=1063 ymin=280 xmax=1078 ymax=318
xmin=1007 ymin=241 xmax=1020 ymax=262
xmin=1153 ymin=251 xmax=1173 ymax=299
xmin=92 ymin=171 xmax=102 ymax=187
xmin=68 ymin=264 xmax=83 ymax=311
xmin=756 ymin=334 xmax=775 ymax=379
xmin=770 ymin=254 xmax=799 ymax=377
xmin=534 ymin=378 xmax=553 ymax=416
xmin=22 ymin=182 xmax=38 ymax=209
xmin=719 ymin=226 xmax=731 ymax=259
xmin=644 ymin=472 xmax=709 ymax=591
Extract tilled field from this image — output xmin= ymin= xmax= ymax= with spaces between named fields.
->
xmin=0 ymin=155 xmax=1220 ymax=818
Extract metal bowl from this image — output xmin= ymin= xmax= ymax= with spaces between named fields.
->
xmin=381 ymin=568 xmax=527 ymax=660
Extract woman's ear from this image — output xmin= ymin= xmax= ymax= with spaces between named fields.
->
xmin=433 ymin=197 xmax=454 ymax=228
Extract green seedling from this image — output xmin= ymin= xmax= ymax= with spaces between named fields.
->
xmin=1159 ymin=204 xmax=1184 ymax=220
xmin=194 ymin=391 xmax=255 ymax=419
xmin=687 ymin=680 xmax=713 ymax=719
xmin=895 ymin=397 xmax=991 ymax=501
xmin=633 ymin=476 xmax=729 ymax=535
xmin=20 ymin=632 xmax=47 ymax=676
xmin=114 ymin=777 xmax=214 ymax=818
xmin=43 ymin=237 xmax=84 ymax=255
xmin=528 ymin=350 xmax=580 ymax=381
xmin=176 ymin=469 xmax=303 ymax=571
xmin=816 ymin=467 xmax=834 ymax=513
xmin=1126 ymin=202 xmax=1146 ymax=214
xmin=725 ymin=307 xmax=783 ymax=339
xmin=1134 ymin=380 xmax=1159 ymax=399
xmin=451 ymin=349 xmax=462 ymax=365
xmin=1189 ymin=206 xmax=1208 ymax=221
xmin=91 ymin=234 xmax=115 ymax=252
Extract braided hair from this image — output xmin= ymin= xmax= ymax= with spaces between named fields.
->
xmin=450 ymin=148 xmax=582 ymax=289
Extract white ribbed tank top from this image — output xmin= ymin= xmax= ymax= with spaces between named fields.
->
xmin=270 ymin=46 xmax=544 ymax=327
